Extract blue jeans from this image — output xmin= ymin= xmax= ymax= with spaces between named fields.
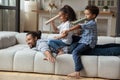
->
xmin=72 ymin=43 xmax=91 ymax=71
xmin=72 ymin=43 xmax=120 ymax=72
xmin=48 ymin=39 xmax=67 ymax=53
xmin=89 ymin=43 xmax=120 ymax=56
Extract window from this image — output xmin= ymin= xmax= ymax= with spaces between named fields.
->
xmin=88 ymin=0 xmax=95 ymax=5
xmin=107 ymin=0 xmax=114 ymax=6
xmin=0 ymin=0 xmax=20 ymax=31
xmin=98 ymin=0 xmax=104 ymax=6
xmin=88 ymin=0 xmax=117 ymax=7
xmin=0 ymin=0 xmax=16 ymax=6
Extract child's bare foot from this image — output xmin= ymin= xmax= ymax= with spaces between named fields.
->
xmin=57 ymin=49 xmax=64 ymax=55
xmin=58 ymin=50 xmax=64 ymax=55
xmin=67 ymin=72 xmax=80 ymax=79
xmin=58 ymin=51 xmax=64 ymax=55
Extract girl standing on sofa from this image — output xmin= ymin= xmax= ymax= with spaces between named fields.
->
xmin=63 ymin=5 xmax=99 ymax=79
xmin=48 ymin=5 xmax=77 ymax=55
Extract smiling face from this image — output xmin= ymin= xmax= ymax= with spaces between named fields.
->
xmin=58 ymin=11 xmax=68 ymax=22
xmin=26 ymin=34 xmax=37 ymax=48
xmin=84 ymin=9 xmax=96 ymax=20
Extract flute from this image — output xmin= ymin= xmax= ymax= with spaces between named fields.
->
xmin=45 ymin=14 xmax=60 ymax=25
xmin=71 ymin=17 xmax=87 ymax=25
xmin=45 ymin=14 xmax=87 ymax=25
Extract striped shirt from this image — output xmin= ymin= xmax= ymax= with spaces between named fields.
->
xmin=32 ymin=39 xmax=50 ymax=53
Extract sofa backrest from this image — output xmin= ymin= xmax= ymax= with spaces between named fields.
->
xmin=0 ymin=31 xmax=18 ymax=49
xmin=15 ymin=33 xmax=27 ymax=44
xmin=15 ymin=33 xmax=59 ymax=44
xmin=42 ymin=33 xmax=60 ymax=39
xmin=115 ymin=37 xmax=120 ymax=44
xmin=0 ymin=32 xmax=120 ymax=47
xmin=97 ymin=36 xmax=115 ymax=45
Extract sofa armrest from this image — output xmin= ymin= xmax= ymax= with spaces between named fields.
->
xmin=0 ymin=31 xmax=18 ymax=49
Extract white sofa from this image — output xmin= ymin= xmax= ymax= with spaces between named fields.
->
xmin=0 ymin=31 xmax=120 ymax=79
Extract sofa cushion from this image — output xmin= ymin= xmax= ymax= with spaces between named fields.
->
xmin=55 ymin=54 xmax=75 ymax=75
xmin=115 ymin=37 xmax=120 ymax=44
xmin=98 ymin=56 xmax=120 ymax=79
xmin=97 ymin=36 xmax=115 ymax=45
xmin=0 ymin=36 xmax=2 ymax=48
xmin=0 ymin=44 xmax=27 ymax=71
xmin=41 ymin=33 xmax=49 ymax=39
xmin=34 ymin=52 xmax=55 ymax=74
xmin=55 ymin=54 xmax=87 ymax=76
xmin=81 ymin=56 xmax=98 ymax=77
xmin=0 ymin=50 xmax=15 ymax=71
xmin=13 ymin=48 xmax=36 ymax=72
xmin=0 ymin=31 xmax=18 ymax=49
xmin=47 ymin=34 xmax=60 ymax=39
xmin=13 ymin=48 xmax=55 ymax=74
xmin=15 ymin=33 xmax=27 ymax=44
xmin=15 ymin=33 xmax=59 ymax=44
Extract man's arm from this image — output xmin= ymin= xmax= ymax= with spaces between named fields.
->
xmin=37 ymin=41 xmax=55 ymax=63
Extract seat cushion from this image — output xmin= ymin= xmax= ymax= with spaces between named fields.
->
xmin=0 ymin=44 xmax=27 ymax=71
xmin=81 ymin=56 xmax=98 ymax=77
xmin=13 ymin=48 xmax=36 ymax=72
xmin=98 ymin=56 xmax=120 ymax=79
xmin=34 ymin=52 xmax=55 ymax=74
xmin=55 ymin=54 xmax=75 ymax=75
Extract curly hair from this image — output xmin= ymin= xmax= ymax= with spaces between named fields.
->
xmin=85 ymin=5 xmax=99 ymax=18
xmin=26 ymin=31 xmax=41 ymax=39
xmin=60 ymin=5 xmax=77 ymax=21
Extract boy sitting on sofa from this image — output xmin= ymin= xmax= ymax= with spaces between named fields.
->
xmin=63 ymin=5 xmax=99 ymax=78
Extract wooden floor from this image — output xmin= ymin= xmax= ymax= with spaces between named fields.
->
xmin=0 ymin=71 xmax=109 ymax=80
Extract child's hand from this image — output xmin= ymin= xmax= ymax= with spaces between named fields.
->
xmin=54 ymin=36 xmax=60 ymax=39
xmin=50 ymin=21 xmax=55 ymax=25
xmin=62 ymin=30 xmax=69 ymax=35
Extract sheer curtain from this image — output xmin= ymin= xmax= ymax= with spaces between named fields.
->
xmin=20 ymin=0 xmax=25 ymax=32
xmin=20 ymin=0 xmax=37 ymax=32
xmin=0 ymin=0 xmax=36 ymax=32
xmin=0 ymin=0 xmax=16 ymax=31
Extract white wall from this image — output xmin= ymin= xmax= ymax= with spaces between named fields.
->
xmin=24 ymin=1 xmax=38 ymax=32
xmin=20 ymin=0 xmax=38 ymax=32
xmin=62 ymin=0 xmax=88 ymax=11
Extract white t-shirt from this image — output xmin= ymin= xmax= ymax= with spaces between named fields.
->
xmin=57 ymin=21 xmax=73 ymax=44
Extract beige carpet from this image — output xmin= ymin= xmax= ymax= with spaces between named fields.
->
xmin=0 ymin=71 xmax=108 ymax=80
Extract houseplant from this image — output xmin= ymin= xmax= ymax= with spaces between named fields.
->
xmin=103 ymin=6 xmax=109 ymax=12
